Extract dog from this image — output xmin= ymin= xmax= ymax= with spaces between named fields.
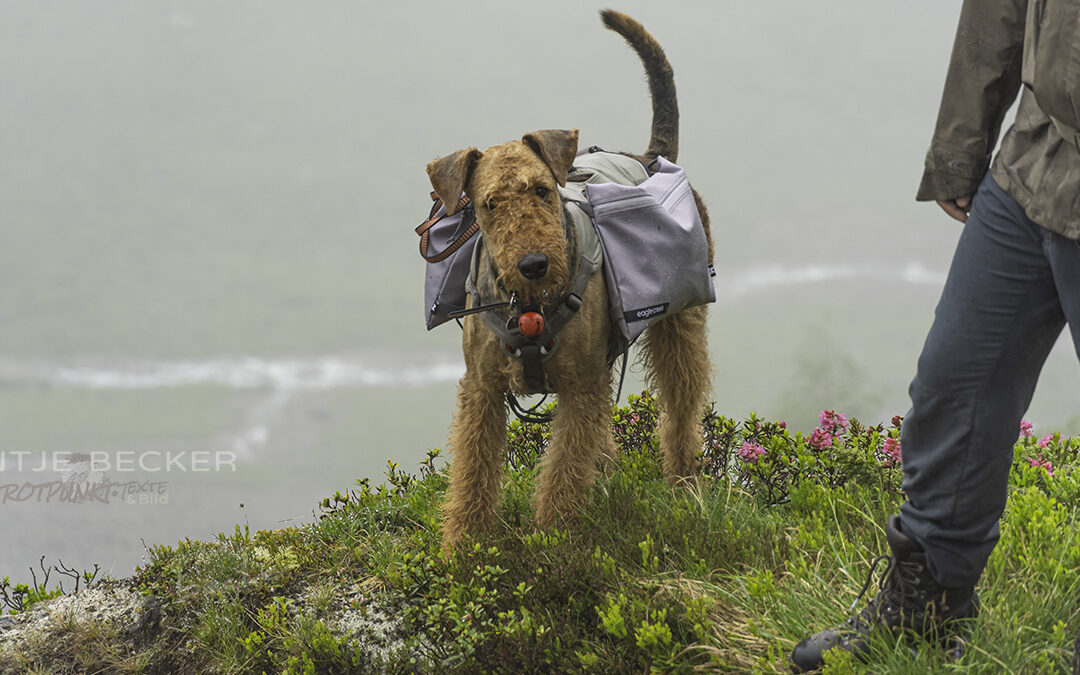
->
xmin=427 ymin=10 xmax=713 ymax=550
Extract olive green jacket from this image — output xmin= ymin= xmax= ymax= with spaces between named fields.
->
xmin=916 ymin=0 xmax=1080 ymax=237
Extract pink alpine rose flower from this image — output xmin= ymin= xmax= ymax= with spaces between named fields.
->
xmin=1027 ymin=454 xmax=1055 ymax=477
xmin=1020 ymin=419 xmax=1035 ymax=438
xmin=807 ymin=428 xmax=833 ymax=451
xmin=819 ymin=410 xmax=849 ymax=433
xmin=809 ymin=410 xmax=850 ymax=451
xmin=882 ymin=437 xmax=902 ymax=464
xmin=737 ymin=441 xmax=767 ymax=463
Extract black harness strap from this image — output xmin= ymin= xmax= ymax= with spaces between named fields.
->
xmin=506 ymin=393 xmax=553 ymax=424
xmin=518 ymin=343 xmax=546 ymax=395
xmin=465 ymin=231 xmax=595 ymax=396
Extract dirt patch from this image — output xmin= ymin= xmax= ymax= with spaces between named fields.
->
xmin=0 ymin=579 xmax=162 ymax=673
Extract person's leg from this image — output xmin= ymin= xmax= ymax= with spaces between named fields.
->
xmin=1044 ymin=231 xmax=1080 ymax=360
xmin=899 ymin=173 xmax=1066 ymax=588
xmin=792 ymin=172 xmax=1066 ymax=671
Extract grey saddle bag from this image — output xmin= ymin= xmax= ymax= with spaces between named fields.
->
xmin=416 ymin=147 xmax=715 ymax=344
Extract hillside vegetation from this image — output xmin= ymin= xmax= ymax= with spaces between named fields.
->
xmin=1 ymin=392 xmax=1078 ymax=673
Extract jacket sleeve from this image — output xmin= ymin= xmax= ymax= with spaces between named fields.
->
xmin=916 ymin=0 xmax=1029 ymax=202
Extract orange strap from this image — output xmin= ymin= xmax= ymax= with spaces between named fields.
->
xmin=416 ymin=192 xmax=478 ymax=263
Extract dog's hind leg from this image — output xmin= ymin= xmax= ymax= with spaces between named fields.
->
xmin=642 ymin=306 xmax=711 ymax=481
xmin=532 ymin=371 xmax=615 ymax=527
xmin=441 ymin=367 xmax=508 ymax=552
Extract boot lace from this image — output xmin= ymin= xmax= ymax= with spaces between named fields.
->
xmin=842 ymin=554 xmax=893 ymax=634
xmin=845 ymin=550 xmax=946 ymax=637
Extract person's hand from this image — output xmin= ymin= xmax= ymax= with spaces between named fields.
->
xmin=936 ymin=196 xmax=972 ymax=223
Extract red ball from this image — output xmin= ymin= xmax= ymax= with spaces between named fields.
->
xmin=518 ymin=312 xmax=545 ymax=338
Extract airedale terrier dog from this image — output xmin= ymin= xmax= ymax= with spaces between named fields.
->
xmin=428 ymin=11 xmax=713 ymax=550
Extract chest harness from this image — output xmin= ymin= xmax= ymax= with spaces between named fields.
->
xmin=446 ymin=183 xmax=626 ymax=421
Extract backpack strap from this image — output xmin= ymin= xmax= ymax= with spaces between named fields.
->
xmin=416 ymin=192 xmax=479 ymax=263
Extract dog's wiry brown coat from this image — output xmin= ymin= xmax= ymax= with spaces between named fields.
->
xmin=428 ymin=11 xmax=713 ymax=551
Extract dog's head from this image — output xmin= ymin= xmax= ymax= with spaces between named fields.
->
xmin=427 ymin=129 xmax=578 ymax=303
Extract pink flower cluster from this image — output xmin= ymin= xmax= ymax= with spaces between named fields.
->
xmin=737 ymin=441 xmax=767 ymax=464
xmin=808 ymin=410 xmax=849 ymax=450
xmin=1027 ymin=453 xmax=1055 ymax=477
xmin=1020 ymin=419 xmax=1035 ymax=438
xmin=821 ymin=410 xmax=849 ymax=431
xmin=882 ymin=437 xmax=902 ymax=465
xmin=1038 ymin=434 xmax=1055 ymax=448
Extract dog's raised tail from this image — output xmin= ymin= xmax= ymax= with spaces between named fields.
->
xmin=601 ymin=9 xmax=679 ymax=162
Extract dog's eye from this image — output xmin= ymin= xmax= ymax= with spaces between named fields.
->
xmin=485 ymin=198 xmax=497 ymax=211
xmin=535 ymin=186 xmax=549 ymax=201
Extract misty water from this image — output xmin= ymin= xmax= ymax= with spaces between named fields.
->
xmin=2 ymin=1 xmax=1078 ymax=585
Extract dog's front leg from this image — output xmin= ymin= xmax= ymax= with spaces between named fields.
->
xmin=441 ymin=365 xmax=508 ymax=552
xmin=532 ymin=370 xmax=614 ymax=527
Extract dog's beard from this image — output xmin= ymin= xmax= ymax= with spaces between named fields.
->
xmin=498 ymin=272 xmax=568 ymax=307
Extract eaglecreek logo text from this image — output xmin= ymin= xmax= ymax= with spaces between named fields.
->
xmin=624 ymin=303 xmax=669 ymax=323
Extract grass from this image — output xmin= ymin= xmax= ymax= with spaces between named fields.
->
xmin=1 ymin=392 xmax=1078 ymax=673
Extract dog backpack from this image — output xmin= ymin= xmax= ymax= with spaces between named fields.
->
xmin=416 ymin=193 xmax=478 ymax=330
xmin=415 ymin=147 xmax=715 ymax=343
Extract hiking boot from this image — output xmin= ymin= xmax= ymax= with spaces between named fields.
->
xmin=789 ymin=515 xmax=978 ymax=672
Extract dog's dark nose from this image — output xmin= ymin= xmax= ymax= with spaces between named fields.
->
xmin=517 ymin=253 xmax=549 ymax=280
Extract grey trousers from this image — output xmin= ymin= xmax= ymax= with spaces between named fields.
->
xmin=898 ymin=172 xmax=1080 ymax=589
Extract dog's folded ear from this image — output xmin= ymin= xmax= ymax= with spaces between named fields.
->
xmin=522 ymin=129 xmax=579 ymax=186
xmin=427 ymin=148 xmax=482 ymax=215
